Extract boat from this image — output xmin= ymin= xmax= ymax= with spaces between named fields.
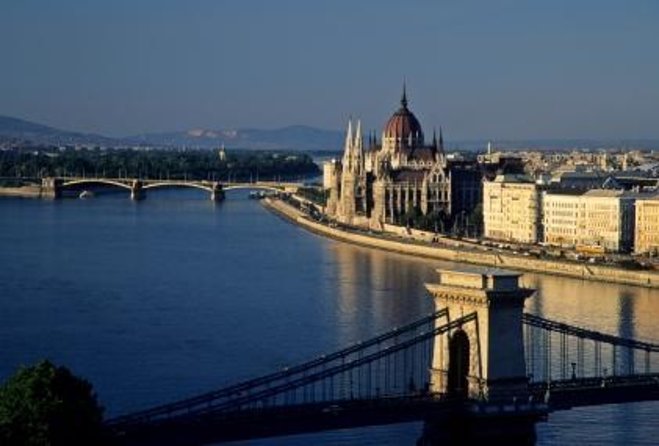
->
xmin=79 ymin=190 xmax=95 ymax=199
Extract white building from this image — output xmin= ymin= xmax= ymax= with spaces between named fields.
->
xmin=542 ymin=192 xmax=582 ymax=248
xmin=483 ymin=174 xmax=540 ymax=244
xmin=634 ymin=196 xmax=659 ymax=255
xmin=542 ymin=190 xmax=635 ymax=253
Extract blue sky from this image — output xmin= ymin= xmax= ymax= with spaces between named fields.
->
xmin=1 ymin=0 xmax=658 ymax=140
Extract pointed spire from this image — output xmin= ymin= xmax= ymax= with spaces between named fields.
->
xmin=355 ymin=120 xmax=363 ymax=152
xmin=345 ymin=118 xmax=353 ymax=150
xmin=432 ymin=128 xmax=437 ymax=148
xmin=401 ymin=81 xmax=408 ymax=108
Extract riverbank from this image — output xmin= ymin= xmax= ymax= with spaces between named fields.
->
xmin=0 ymin=185 xmax=45 ymax=198
xmin=263 ymin=197 xmax=659 ymax=289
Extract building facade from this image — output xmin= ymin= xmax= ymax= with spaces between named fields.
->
xmin=542 ymin=190 xmax=635 ymax=253
xmin=634 ymin=197 xmax=659 ymax=255
xmin=325 ymin=88 xmax=482 ymax=230
xmin=483 ymin=175 xmax=638 ymax=253
xmin=483 ymin=174 xmax=540 ymax=244
xmin=542 ymin=192 xmax=582 ymax=247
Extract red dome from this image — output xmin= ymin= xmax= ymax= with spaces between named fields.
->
xmin=383 ymin=89 xmax=424 ymax=142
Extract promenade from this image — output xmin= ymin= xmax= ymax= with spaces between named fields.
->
xmin=264 ymin=197 xmax=659 ymax=289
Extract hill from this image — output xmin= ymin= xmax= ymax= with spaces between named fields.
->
xmin=0 ymin=115 xmax=118 ymax=146
xmin=129 ymin=125 xmax=344 ymax=151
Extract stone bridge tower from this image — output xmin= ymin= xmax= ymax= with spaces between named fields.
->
xmin=425 ymin=267 xmax=535 ymax=401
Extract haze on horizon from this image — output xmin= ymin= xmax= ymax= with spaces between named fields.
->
xmin=1 ymin=0 xmax=658 ymax=141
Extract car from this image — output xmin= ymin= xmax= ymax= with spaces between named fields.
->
xmin=322 ymin=404 xmax=343 ymax=414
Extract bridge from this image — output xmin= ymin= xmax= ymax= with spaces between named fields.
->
xmin=39 ymin=176 xmax=305 ymax=201
xmin=105 ymin=268 xmax=659 ymax=445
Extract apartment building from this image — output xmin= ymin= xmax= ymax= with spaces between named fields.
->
xmin=483 ymin=174 xmax=540 ymax=244
xmin=634 ymin=196 xmax=659 ymax=255
xmin=543 ymin=190 xmax=635 ymax=253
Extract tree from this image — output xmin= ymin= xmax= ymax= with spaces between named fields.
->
xmin=0 ymin=360 xmax=106 ymax=446
xmin=468 ymin=203 xmax=483 ymax=237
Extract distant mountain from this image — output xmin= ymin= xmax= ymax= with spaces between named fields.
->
xmin=2 ymin=114 xmax=658 ymax=152
xmin=129 ymin=125 xmax=344 ymax=151
xmin=0 ymin=115 xmax=344 ymax=151
xmin=0 ymin=115 xmax=118 ymax=146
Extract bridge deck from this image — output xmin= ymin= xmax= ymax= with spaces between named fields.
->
xmin=111 ymin=394 xmax=548 ymax=446
xmin=531 ymin=374 xmax=659 ymax=410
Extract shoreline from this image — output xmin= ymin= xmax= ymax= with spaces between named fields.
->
xmin=0 ymin=185 xmax=45 ymax=198
xmin=263 ymin=197 xmax=659 ymax=289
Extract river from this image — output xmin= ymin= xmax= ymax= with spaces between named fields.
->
xmin=1 ymin=190 xmax=658 ymax=445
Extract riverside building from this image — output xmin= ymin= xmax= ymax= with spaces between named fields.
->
xmin=483 ymin=175 xmax=637 ymax=253
xmin=542 ymin=190 xmax=636 ymax=253
xmin=634 ymin=196 xmax=659 ymax=255
xmin=542 ymin=192 xmax=582 ymax=248
xmin=482 ymin=174 xmax=541 ymax=244
xmin=325 ymin=87 xmax=482 ymax=230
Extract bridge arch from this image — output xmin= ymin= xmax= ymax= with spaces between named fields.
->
xmin=61 ymin=178 xmax=132 ymax=190
xmin=142 ymin=181 xmax=214 ymax=193
xmin=223 ymin=184 xmax=288 ymax=193
xmin=447 ymin=329 xmax=470 ymax=398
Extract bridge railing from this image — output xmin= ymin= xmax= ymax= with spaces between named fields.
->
xmin=107 ymin=308 xmax=454 ymax=429
xmin=523 ymin=313 xmax=659 ymax=385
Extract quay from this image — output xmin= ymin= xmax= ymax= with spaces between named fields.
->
xmin=263 ymin=196 xmax=659 ymax=289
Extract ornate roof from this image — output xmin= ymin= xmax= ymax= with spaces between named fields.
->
xmin=383 ymin=86 xmax=424 ymax=142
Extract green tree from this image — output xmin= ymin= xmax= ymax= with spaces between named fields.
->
xmin=0 ymin=360 xmax=106 ymax=446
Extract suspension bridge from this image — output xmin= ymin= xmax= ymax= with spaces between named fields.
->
xmin=105 ymin=268 xmax=659 ymax=445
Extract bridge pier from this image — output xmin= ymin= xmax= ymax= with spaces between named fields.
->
xmin=130 ymin=180 xmax=145 ymax=201
xmin=210 ymin=182 xmax=224 ymax=202
xmin=40 ymin=177 xmax=62 ymax=199
xmin=418 ymin=407 xmax=540 ymax=446
xmin=422 ymin=268 xmax=541 ymax=444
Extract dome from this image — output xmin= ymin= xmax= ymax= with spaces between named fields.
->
xmin=383 ymin=88 xmax=424 ymax=141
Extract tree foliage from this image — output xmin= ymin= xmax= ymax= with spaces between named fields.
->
xmin=0 ymin=147 xmax=320 ymax=182
xmin=0 ymin=360 xmax=106 ymax=446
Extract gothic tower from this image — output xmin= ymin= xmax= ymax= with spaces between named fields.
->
xmin=338 ymin=119 xmax=367 ymax=224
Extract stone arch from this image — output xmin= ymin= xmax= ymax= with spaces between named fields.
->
xmin=447 ymin=329 xmax=470 ymax=398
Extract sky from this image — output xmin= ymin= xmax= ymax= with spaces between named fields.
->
xmin=1 ymin=0 xmax=658 ymax=140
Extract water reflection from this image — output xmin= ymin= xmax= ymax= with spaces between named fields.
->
xmin=331 ymin=243 xmax=436 ymax=347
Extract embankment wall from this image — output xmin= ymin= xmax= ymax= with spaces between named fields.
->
xmin=264 ymin=198 xmax=659 ymax=289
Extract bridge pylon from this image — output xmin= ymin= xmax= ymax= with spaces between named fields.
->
xmin=130 ymin=180 xmax=145 ymax=201
xmin=426 ymin=267 xmax=535 ymax=401
xmin=422 ymin=267 xmax=539 ymax=445
xmin=210 ymin=182 xmax=224 ymax=201
xmin=41 ymin=177 xmax=62 ymax=199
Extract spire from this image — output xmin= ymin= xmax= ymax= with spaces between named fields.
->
xmin=344 ymin=118 xmax=353 ymax=151
xmin=355 ymin=120 xmax=363 ymax=152
xmin=401 ymin=81 xmax=408 ymax=108
xmin=432 ymin=128 xmax=437 ymax=148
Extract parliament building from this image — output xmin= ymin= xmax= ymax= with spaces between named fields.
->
xmin=324 ymin=87 xmax=482 ymax=231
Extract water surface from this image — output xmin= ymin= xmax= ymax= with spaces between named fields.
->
xmin=1 ymin=190 xmax=658 ymax=445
